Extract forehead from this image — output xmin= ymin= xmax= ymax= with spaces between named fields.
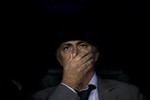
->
xmin=60 ymin=40 xmax=89 ymax=46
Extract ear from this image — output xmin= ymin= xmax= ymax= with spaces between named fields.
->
xmin=94 ymin=52 xmax=99 ymax=62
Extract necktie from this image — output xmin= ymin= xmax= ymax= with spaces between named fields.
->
xmin=75 ymin=84 xmax=96 ymax=100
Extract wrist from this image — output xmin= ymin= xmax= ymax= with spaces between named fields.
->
xmin=61 ymin=80 xmax=77 ymax=89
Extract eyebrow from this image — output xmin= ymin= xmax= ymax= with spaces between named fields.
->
xmin=61 ymin=43 xmax=72 ymax=46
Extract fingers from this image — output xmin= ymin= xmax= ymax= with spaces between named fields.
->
xmin=74 ymin=52 xmax=92 ymax=62
xmin=73 ymin=51 xmax=89 ymax=61
xmin=66 ymin=52 xmax=94 ymax=71
xmin=81 ymin=53 xmax=93 ymax=65
xmin=75 ymin=52 xmax=93 ymax=65
xmin=67 ymin=51 xmax=88 ymax=64
xmin=81 ymin=57 xmax=94 ymax=71
xmin=69 ymin=51 xmax=93 ymax=67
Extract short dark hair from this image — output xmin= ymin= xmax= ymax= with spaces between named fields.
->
xmin=55 ymin=24 xmax=104 ymax=51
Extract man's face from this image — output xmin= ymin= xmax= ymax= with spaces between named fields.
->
xmin=57 ymin=40 xmax=99 ymax=67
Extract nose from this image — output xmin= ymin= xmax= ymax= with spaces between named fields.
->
xmin=72 ymin=47 xmax=78 ymax=58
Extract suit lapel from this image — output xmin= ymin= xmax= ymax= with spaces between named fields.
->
xmin=97 ymin=76 xmax=118 ymax=100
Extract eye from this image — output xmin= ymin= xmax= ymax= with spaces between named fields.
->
xmin=63 ymin=46 xmax=71 ymax=51
xmin=79 ymin=43 xmax=88 ymax=48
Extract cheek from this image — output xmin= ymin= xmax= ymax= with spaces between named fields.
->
xmin=61 ymin=53 xmax=71 ymax=63
xmin=80 ymin=49 xmax=88 ymax=53
xmin=80 ymin=47 xmax=91 ymax=53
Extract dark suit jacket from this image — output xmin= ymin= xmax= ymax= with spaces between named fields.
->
xmin=31 ymin=76 xmax=145 ymax=100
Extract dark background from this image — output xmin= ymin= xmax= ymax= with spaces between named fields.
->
xmin=1 ymin=0 xmax=150 ymax=100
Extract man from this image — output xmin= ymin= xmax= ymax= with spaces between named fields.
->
xmin=31 ymin=26 xmax=145 ymax=100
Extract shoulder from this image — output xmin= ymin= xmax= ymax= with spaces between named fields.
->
xmin=105 ymin=79 xmax=139 ymax=91
xmin=102 ymin=79 xmax=145 ymax=99
xmin=97 ymin=76 xmax=141 ymax=93
xmin=100 ymin=78 xmax=143 ymax=96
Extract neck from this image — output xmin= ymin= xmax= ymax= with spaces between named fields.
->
xmin=76 ymin=70 xmax=94 ymax=90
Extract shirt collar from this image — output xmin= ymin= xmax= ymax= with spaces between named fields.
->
xmin=80 ymin=72 xmax=97 ymax=91
xmin=88 ymin=72 xmax=98 ymax=88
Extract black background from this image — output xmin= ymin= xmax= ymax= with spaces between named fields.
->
xmin=1 ymin=0 xmax=150 ymax=100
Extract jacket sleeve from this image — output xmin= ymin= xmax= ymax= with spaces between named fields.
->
xmin=31 ymin=84 xmax=80 ymax=100
xmin=48 ymin=84 xmax=80 ymax=100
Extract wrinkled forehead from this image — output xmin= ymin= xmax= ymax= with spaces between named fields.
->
xmin=60 ymin=40 xmax=90 ymax=46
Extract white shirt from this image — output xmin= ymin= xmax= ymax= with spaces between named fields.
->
xmin=61 ymin=73 xmax=99 ymax=100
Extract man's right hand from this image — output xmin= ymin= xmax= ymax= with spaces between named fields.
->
xmin=61 ymin=52 xmax=94 ymax=89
